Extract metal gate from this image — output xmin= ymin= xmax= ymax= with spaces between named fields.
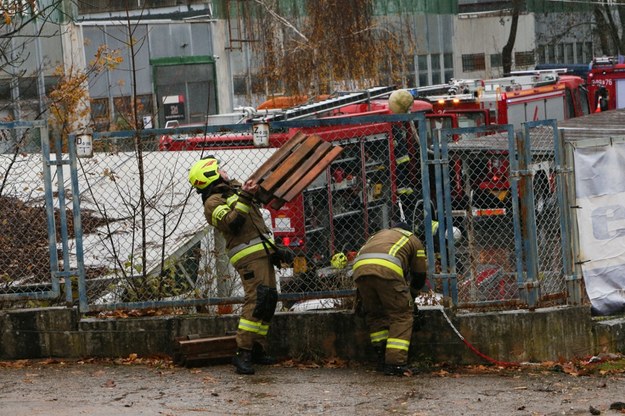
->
xmin=424 ymin=120 xmax=574 ymax=308
xmin=0 ymin=120 xmax=85 ymax=306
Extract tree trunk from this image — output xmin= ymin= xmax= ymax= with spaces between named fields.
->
xmin=502 ymin=7 xmax=520 ymax=75
xmin=593 ymin=6 xmax=612 ymax=55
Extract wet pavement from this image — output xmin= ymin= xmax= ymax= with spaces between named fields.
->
xmin=1 ymin=358 xmax=625 ymax=416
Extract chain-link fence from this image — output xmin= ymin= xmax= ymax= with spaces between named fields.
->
xmin=0 ymin=115 xmax=577 ymax=314
xmin=69 ymin=114 xmax=427 ymax=313
xmin=439 ymin=121 xmax=570 ymax=307
xmin=0 ymin=121 xmax=61 ymax=306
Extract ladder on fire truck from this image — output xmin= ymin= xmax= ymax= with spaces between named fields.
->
xmin=409 ymin=69 xmax=565 ymax=100
xmin=484 ymin=69 xmax=562 ymax=91
xmin=252 ymin=85 xmax=397 ymax=122
xmin=409 ymin=79 xmax=483 ymax=98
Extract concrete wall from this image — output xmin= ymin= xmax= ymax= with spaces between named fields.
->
xmin=1 ymin=306 xmax=624 ymax=364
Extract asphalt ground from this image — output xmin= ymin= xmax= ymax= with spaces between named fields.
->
xmin=2 ymin=356 xmax=625 ymax=416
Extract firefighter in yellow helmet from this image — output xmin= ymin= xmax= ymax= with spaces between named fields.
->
xmin=352 ymin=221 xmax=427 ymax=376
xmin=189 ymin=156 xmax=277 ymax=375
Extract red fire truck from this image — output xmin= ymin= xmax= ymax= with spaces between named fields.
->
xmin=409 ymin=70 xmax=590 ymax=213
xmin=161 ymin=72 xmax=589 ymax=276
xmin=413 ymin=69 xmax=590 ymax=130
xmin=587 ymin=56 xmax=625 ymax=112
xmin=160 ymin=86 xmax=441 ymax=275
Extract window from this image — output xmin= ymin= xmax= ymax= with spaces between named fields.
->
xmin=91 ymin=98 xmax=109 ymax=119
xmin=584 ymin=42 xmax=593 ymax=63
xmin=461 ymin=53 xmax=485 ymax=72
xmin=547 ymin=45 xmax=555 ymax=63
xmin=444 ymin=53 xmax=453 ymax=69
xmin=18 ymin=78 xmax=39 ymax=99
xmin=0 ymin=81 xmax=10 ymax=100
xmin=431 ymin=53 xmax=442 ymax=84
xmin=153 ymin=58 xmax=217 ymax=127
xmin=113 ymin=96 xmax=132 ymax=129
xmin=490 ymin=53 xmax=502 ymax=68
xmin=233 ymin=76 xmax=247 ymax=96
xmin=514 ymin=51 xmax=535 ymax=67
xmin=91 ymin=98 xmax=110 ymax=132
xmin=443 ymin=53 xmax=454 ymax=82
xmin=405 ymin=55 xmax=416 ymax=73
xmin=432 ymin=71 xmax=442 ymax=85
xmin=576 ymin=43 xmax=584 ymax=64
xmin=564 ymin=43 xmax=574 ymax=64
xmin=444 ymin=70 xmax=454 ymax=83
xmin=537 ymin=46 xmax=546 ymax=65
xmin=556 ymin=44 xmax=564 ymax=63
xmin=418 ymin=73 xmax=428 ymax=87
xmin=417 ymin=55 xmax=429 ymax=87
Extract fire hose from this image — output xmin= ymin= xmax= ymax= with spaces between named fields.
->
xmin=433 ymin=305 xmax=520 ymax=368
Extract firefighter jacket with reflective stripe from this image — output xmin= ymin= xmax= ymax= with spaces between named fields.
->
xmin=203 ymin=180 xmax=272 ymax=265
xmin=352 ymin=227 xmax=426 ymax=283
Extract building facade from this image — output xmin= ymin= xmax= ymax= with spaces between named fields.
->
xmin=0 ymin=0 xmax=600 ymax=132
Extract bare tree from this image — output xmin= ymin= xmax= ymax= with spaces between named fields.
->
xmin=593 ymin=2 xmax=625 ymax=55
xmin=231 ymin=0 xmax=412 ymax=96
xmin=502 ymin=0 xmax=524 ymax=75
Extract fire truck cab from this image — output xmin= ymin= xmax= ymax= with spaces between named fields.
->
xmin=409 ymin=70 xmax=589 ymax=215
xmin=587 ymin=56 xmax=625 ymax=112
xmin=413 ymin=70 xmax=590 ymax=131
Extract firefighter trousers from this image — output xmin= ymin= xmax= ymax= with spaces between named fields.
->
xmin=355 ymin=275 xmax=413 ymax=365
xmin=235 ymin=255 xmax=277 ymax=351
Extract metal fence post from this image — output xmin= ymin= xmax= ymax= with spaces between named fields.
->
xmin=518 ymin=123 xmax=543 ymax=308
xmin=555 ymin=129 xmax=581 ymax=305
xmin=68 ymin=133 xmax=88 ymax=312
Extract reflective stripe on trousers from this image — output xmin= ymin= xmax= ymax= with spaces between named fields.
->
xmin=238 ymin=318 xmax=270 ymax=336
xmin=386 ymin=337 xmax=410 ymax=352
xmin=370 ymin=329 xmax=389 ymax=343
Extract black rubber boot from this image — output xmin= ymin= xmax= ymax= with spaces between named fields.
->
xmin=383 ymin=363 xmax=417 ymax=377
xmin=373 ymin=344 xmax=386 ymax=372
xmin=232 ymin=349 xmax=255 ymax=375
xmin=252 ymin=343 xmax=277 ymax=365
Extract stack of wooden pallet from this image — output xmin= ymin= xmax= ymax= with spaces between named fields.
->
xmin=249 ymin=131 xmax=343 ymax=209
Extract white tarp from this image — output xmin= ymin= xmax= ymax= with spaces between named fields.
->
xmin=574 ymin=141 xmax=625 ymax=315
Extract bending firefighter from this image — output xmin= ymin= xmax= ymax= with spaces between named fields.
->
xmin=189 ymin=156 xmax=277 ymax=375
xmin=352 ymin=222 xmax=427 ymax=376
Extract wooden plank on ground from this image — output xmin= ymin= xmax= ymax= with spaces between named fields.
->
xmin=173 ymin=334 xmax=237 ymax=367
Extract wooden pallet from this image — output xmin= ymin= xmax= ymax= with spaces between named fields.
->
xmin=249 ymin=131 xmax=343 ymax=209
xmin=173 ymin=334 xmax=237 ymax=367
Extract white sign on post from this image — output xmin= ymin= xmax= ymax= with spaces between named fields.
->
xmin=253 ymin=122 xmax=270 ymax=147
xmin=76 ymin=134 xmax=93 ymax=158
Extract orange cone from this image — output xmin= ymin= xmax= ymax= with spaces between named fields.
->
xmin=595 ymin=100 xmax=602 ymax=113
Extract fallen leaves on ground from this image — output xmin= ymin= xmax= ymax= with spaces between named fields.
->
xmin=0 ymin=354 xmax=175 ymax=370
xmin=90 ymin=308 xmax=188 ymax=319
xmin=279 ymin=357 xmax=349 ymax=369
xmin=427 ymin=353 xmax=625 ymax=377
xmin=2 ymin=353 xmax=625 ymax=378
